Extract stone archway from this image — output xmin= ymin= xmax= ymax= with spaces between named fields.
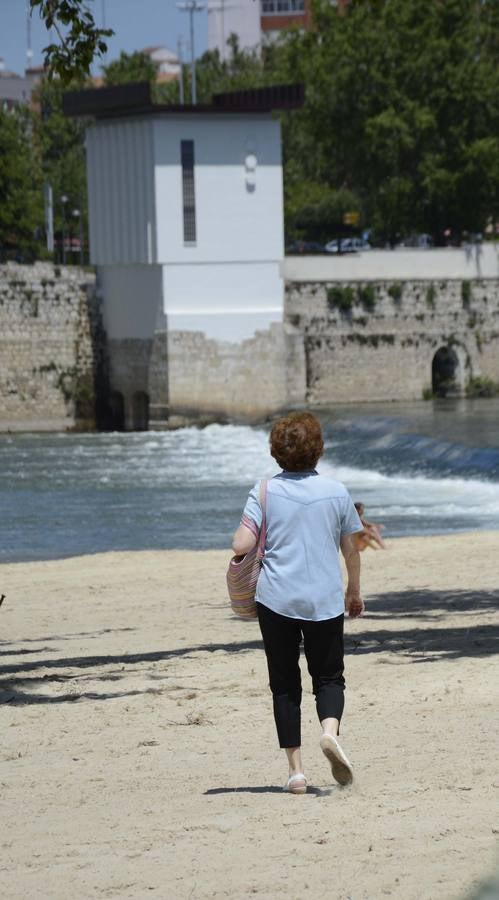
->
xmin=432 ymin=346 xmax=460 ymax=397
xmin=108 ymin=391 xmax=125 ymax=430
xmin=132 ymin=391 xmax=149 ymax=431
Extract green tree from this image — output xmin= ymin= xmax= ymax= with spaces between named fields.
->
xmin=298 ymin=0 xmax=499 ymax=241
xmin=30 ymin=0 xmax=113 ymax=84
xmin=103 ymin=51 xmax=158 ymax=86
xmin=26 ymin=0 xmax=499 ymax=244
xmin=33 ymin=77 xmax=89 ymax=259
xmin=0 ymin=108 xmax=43 ymax=255
xmin=286 ymin=185 xmax=361 ymax=243
xmin=156 ymin=34 xmax=289 ymax=105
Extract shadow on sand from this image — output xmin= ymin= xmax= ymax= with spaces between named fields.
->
xmin=1 ymin=589 xmax=497 ymax=705
xmin=205 ymin=785 xmax=332 ymax=797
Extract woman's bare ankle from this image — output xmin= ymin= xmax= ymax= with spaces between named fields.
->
xmin=285 ymin=746 xmax=303 ymax=776
xmin=321 ymin=717 xmax=339 ymax=737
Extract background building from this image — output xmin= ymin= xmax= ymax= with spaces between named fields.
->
xmin=64 ymin=82 xmax=303 ymax=428
xmin=207 ymin=1 xmax=261 ymax=61
xmin=142 ymin=46 xmax=181 ymax=83
xmin=208 ymin=0 xmax=348 ymax=57
xmin=0 ymin=58 xmax=43 ymax=110
xmin=260 ymin=0 xmax=312 ymax=43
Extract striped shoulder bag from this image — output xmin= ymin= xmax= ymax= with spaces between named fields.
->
xmin=226 ymin=480 xmax=267 ymax=620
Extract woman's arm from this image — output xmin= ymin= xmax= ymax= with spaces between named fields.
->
xmin=232 ymin=523 xmax=258 ymax=556
xmin=340 ymin=533 xmax=364 ymax=617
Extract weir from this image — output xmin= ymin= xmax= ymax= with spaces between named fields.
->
xmin=1 ymin=255 xmax=499 ymax=430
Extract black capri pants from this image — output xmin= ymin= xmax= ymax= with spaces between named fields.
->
xmin=257 ymin=602 xmax=345 ymax=749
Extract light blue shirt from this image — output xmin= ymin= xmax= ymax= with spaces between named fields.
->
xmin=241 ymin=471 xmax=363 ymax=622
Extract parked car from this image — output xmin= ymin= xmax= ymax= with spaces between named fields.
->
xmin=396 ymin=233 xmax=434 ymax=249
xmin=325 ymin=237 xmax=371 ymax=253
xmin=286 ymin=240 xmax=325 ymax=254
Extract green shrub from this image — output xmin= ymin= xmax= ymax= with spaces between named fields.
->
xmin=327 ymin=285 xmax=355 ymax=312
xmin=422 ymin=387 xmax=434 ymax=400
xmin=426 ymin=284 xmax=436 ymax=308
xmin=74 ymin=374 xmax=96 ymax=419
xmin=358 ymin=284 xmax=376 ymax=311
xmin=466 ymin=376 xmax=499 ymax=398
xmin=388 ymin=282 xmax=403 ymax=303
xmin=461 ymin=281 xmax=472 ymax=308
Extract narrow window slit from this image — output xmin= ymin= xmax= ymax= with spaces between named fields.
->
xmin=181 ymin=139 xmax=196 ymax=244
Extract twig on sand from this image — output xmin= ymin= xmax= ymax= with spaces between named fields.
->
xmin=163 ymin=712 xmax=213 ymax=726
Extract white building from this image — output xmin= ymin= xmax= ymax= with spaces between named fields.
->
xmin=65 ymin=82 xmax=302 ymax=428
xmin=142 ymin=46 xmax=181 ymax=81
xmin=207 ymin=0 xmax=261 ymax=60
xmin=207 ymin=0 xmax=318 ymax=59
xmin=0 ymin=59 xmax=43 ymax=109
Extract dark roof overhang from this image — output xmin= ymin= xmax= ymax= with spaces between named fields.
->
xmin=63 ymin=81 xmax=304 ymax=119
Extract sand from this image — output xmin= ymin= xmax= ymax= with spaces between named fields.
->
xmin=1 ymin=532 xmax=499 ymax=900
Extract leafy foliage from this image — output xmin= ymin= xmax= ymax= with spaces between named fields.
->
xmin=0 ymin=108 xmax=43 ymax=255
xmin=286 ymin=185 xmax=361 ymax=243
xmin=7 ymin=0 xmax=499 ymax=255
xmin=461 ymin=281 xmax=472 ymax=308
xmin=299 ymin=0 xmax=499 ymax=241
xmin=388 ymin=283 xmax=403 ymax=303
xmin=426 ymin=284 xmax=436 ymax=308
xmin=30 ymin=0 xmax=113 ymax=84
xmin=155 ymin=34 xmax=289 ymax=105
xmin=327 ymin=285 xmax=355 ymax=312
xmin=103 ymin=52 xmax=158 ymax=87
xmin=357 ymin=284 xmax=376 ymax=312
xmin=466 ymin=376 xmax=499 ymax=397
xmin=33 ymin=77 xmax=89 ymax=247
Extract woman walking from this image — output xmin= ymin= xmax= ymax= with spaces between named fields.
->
xmin=232 ymin=412 xmax=364 ymax=794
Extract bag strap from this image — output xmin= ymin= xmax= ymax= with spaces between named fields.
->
xmin=257 ymin=479 xmax=267 ymax=559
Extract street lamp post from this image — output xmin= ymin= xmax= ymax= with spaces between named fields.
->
xmin=177 ymin=36 xmax=186 ymax=105
xmin=73 ymin=208 xmax=84 ymax=266
xmin=43 ymin=182 xmax=54 ymax=253
xmin=176 ymin=1 xmax=205 ymax=104
xmin=60 ymin=194 xmax=68 ymax=265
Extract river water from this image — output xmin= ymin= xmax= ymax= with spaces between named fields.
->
xmin=1 ymin=398 xmax=499 ymax=562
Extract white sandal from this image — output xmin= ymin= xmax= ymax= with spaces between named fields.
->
xmin=284 ymin=773 xmax=307 ymax=794
xmin=320 ymin=733 xmax=353 ymax=786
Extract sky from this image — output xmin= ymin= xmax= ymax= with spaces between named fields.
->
xmin=0 ymin=0 xmax=209 ymax=75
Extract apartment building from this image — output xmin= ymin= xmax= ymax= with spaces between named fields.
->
xmin=0 ymin=58 xmax=43 ymax=110
xmin=260 ymin=0 xmax=313 ymax=42
xmin=208 ymin=0 xmax=347 ymax=59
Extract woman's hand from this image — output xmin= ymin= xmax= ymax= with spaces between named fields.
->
xmin=340 ymin=534 xmax=363 ymax=616
xmin=345 ymin=589 xmax=365 ymax=618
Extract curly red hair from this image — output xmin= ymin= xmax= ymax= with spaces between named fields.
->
xmin=270 ymin=412 xmax=324 ymax=472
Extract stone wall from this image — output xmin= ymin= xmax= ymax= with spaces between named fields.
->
xmin=166 ymin=322 xmax=291 ymax=423
xmin=285 ymin=278 xmax=499 ymax=405
xmin=3 ymin=262 xmax=499 ymax=432
xmin=0 ymin=263 xmax=101 ymax=431
xmin=105 ymin=334 xmax=169 ymax=430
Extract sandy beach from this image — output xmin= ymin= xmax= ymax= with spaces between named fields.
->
xmin=1 ymin=532 xmax=498 ymax=900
